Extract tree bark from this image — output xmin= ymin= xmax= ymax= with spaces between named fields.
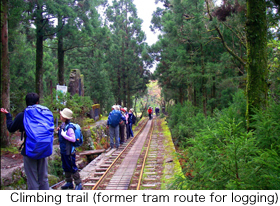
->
xmin=1 ymin=0 xmax=10 ymax=147
xmin=201 ymin=44 xmax=207 ymax=117
xmin=58 ymin=34 xmax=65 ymax=85
xmin=35 ymin=9 xmax=44 ymax=100
xmin=187 ymin=83 xmax=193 ymax=103
xmin=245 ymin=0 xmax=268 ymax=129
xmin=58 ymin=16 xmax=65 ymax=86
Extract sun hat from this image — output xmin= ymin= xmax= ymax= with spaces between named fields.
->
xmin=130 ymin=108 xmax=134 ymax=113
xmin=123 ymin=107 xmax=127 ymax=112
xmin=60 ymin=108 xmax=73 ymax=119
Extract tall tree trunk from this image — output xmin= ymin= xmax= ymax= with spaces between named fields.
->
xmin=201 ymin=44 xmax=207 ymax=117
xmin=194 ymin=86 xmax=197 ymax=107
xmin=58 ymin=16 xmax=65 ymax=85
xmin=179 ymin=87 xmax=184 ymax=105
xmin=117 ymin=66 xmax=121 ymax=105
xmin=211 ymin=76 xmax=216 ymax=114
xmin=1 ymin=0 xmax=10 ymax=147
xmin=127 ymin=71 xmax=131 ymax=109
xmin=35 ymin=10 xmax=44 ymax=99
xmin=58 ymin=34 xmax=65 ymax=85
xmin=187 ymin=83 xmax=193 ymax=103
xmin=245 ymin=0 xmax=268 ymax=129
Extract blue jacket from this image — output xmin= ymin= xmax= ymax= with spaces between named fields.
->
xmin=107 ymin=110 xmax=126 ymax=127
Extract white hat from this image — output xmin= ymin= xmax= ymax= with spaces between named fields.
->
xmin=60 ymin=108 xmax=73 ymax=119
xmin=123 ymin=107 xmax=127 ymax=111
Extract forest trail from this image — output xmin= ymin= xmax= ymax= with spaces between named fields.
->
xmin=1 ymin=116 xmax=181 ymax=190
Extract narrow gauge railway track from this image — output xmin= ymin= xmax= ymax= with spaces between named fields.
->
xmin=50 ymin=118 xmax=150 ymax=190
xmin=91 ymin=119 xmax=154 ymax=190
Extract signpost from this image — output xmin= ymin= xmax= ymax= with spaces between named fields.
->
xmin=56 ymin=85 xmax=68 ymax=128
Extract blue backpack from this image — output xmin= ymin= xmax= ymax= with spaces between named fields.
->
xmin=24 ymin=104 xmax=54 ymax=159
xmin=108 ymin=110 xmax=121 ymax=127
xmin=65 ymin=123 xmax=83 ymax=148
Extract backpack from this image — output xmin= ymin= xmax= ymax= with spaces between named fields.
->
xmin=23 ymin=104 xmax=54 ymax=159
xmin=131 ymin=115 xmax=136 ymax=124
xmin=109 ymin=110 xmax=121 ymax=127
xmin=65 ymin=123 xmax=83 ymax=148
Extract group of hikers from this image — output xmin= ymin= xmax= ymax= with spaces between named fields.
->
xmin=0 ymin=92 xmax=138 ymax=190
xmin=106 ymin=105 xmax=136 ymax=150
xmin=147 ymin=106 xmax=160 ymax=120
xmin=1 ymin=92 xmax=162 ymax=190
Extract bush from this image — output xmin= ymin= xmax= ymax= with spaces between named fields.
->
xmin=169 ymin=90 xmax=280 ymax=189
xmin=42 ymin=90 xmax=93 ymax=127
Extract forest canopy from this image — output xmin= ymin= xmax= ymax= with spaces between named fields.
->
xmin=1 ymin=0 xmax=280 ymax=189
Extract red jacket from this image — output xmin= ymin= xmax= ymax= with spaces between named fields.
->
xmin=148 ymin=108 xmax=152 ymax=114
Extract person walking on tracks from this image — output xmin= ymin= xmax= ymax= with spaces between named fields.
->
xmin=107 ymin=105 xmax=125 ymax=149
xmin=155 ymin=107 xmax=160 ymax=116
xmin=120 ymin=107 xmax=127 ymax=145
xmin=127 ymin=108 xmax=136 ymax=139
xmin=1 ymin=93 xmax=54 ymax=190
xmin=148 ymin=106 xmax=153 ymax=120
xmin=123 ymin=107 xmax=130 ymax=141
xmin=58 ymin=108 xmax=82 ymax=190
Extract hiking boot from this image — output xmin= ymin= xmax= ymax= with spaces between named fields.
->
xmin=61 ymin=182 xmax=74 ymax=189
xmin=75 ymin=183 xmax=83 ymax=190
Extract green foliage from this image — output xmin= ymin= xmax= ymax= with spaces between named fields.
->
xmin=48 ymin=156 xmax=64 ymax=180
xmin=168 ymin=101 xmax=202 ymax=147
xmin=168 ymin=90 xmax=246 ymax=149
xmin=249 ymin=100 xmax=280 ymax=188
xmin=170 ymin=90 xmax=280 ymax=189
xmin=1 ymin=146 xmax=18 ymax=154
xmin=251 ymin=100 xmax=280 ymax=150
xmin=267 ymin=39 xmax=280 ymax=99
xmin=104 ymin=0 xmax=151 ymax=108
xmin=42 ymin=90 xmax=93 ymax=126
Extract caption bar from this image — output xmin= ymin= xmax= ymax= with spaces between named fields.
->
xmin=2 ymin=191 xmax=279 ymax=206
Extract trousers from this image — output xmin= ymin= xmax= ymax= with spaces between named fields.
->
xmin=23 ymin=156 xmax=49 ymax=190
xmin=61 ymin=153 xmax=81 ymax=185
xmin=109 ymin=125 xmax=120 ymax=148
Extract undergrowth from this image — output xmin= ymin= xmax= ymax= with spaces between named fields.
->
xmin=169 ymin=90 xmax=280 ymax=189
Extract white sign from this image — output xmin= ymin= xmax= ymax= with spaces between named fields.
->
xmin=56 ymin=85 xmax=68 ymax=105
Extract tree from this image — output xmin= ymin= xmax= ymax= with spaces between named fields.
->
xmin=245 ymin=0 xmax=268 ymax=128
xmin=67 ymin=25 xmax=115 ymax=113
xmin=25 ymin=0 xmax=58 ymax=99
xmin=53 ymin=0 xmax=104 ymax=86
xmin=105 ymin=0 xmax=151 ymax=108
xmin=1 ymin=0 xmax=10 ymax=146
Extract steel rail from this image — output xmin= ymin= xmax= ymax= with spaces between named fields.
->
xmin=137 ymin=119 xmax=154 ymax=190
xmin=92 ymin=118 xmax=149 ymax=190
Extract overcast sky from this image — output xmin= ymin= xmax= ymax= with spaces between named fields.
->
xmin=104 ymin=0 xmax=222 ymax=72
xmin=133 ymin=0 xmax=164 ymax=46
xmin=132 ymin=0 xmax=164 ymax=72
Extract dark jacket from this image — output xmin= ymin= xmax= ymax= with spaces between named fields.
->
xmin=58 ymin=122 xmax=73 ymax=155
xmin=128 ymin=113 xmax=136 ymax=124
xmin=5 ymin=112 xmax=27 ymax=156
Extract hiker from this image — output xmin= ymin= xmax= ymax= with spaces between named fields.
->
xmin=123 ymin=107 xmax=130 ymax=142
xmin=148 ymin=106 xmax=153 ymax=120
xmin=58 ymin=108 xmax=82 ymax=190
xmin=1 ymin=93 xmax=52 ymax=190
xmin=119 ymin=107 xmax=126 ymax=145
xmin=107 ymin=105 xmax=125 ymax=149
xmin=155 ymin=107 xmax=160 ymax=116
xmin=127 ymin=108 xmax=136 ymax=139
